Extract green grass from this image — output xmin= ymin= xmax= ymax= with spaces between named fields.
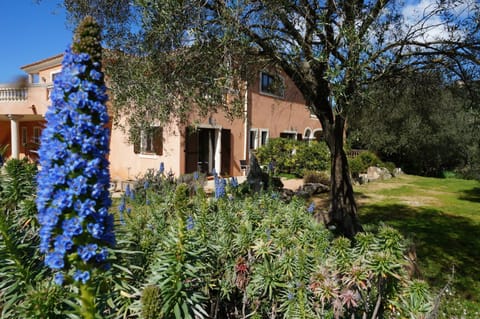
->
xmin=355 ymin=174 xmax=480 ymax=314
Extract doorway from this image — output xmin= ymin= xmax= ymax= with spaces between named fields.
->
xmin=185 ymin=127 xmax=231 ymax=176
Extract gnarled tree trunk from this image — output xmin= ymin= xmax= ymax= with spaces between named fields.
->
xmin=323 ymin=114 xmax=363 ymax=238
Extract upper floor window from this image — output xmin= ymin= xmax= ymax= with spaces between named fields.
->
xmin=30 ymin=73 xmax=40 ymax=84
xmin=260 ymin=72 xmax=285 ymax=98
xmin=51 ymin=71 xmax=61 ymax=84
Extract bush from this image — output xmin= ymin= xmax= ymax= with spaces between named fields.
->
xmin=349 ymin=151 xmax=383 ymax=177
xmin=256 ymin=138 xmax=330 ymax=177
xmin=115 ymin=176 xmax=434 ymax=319
xmin=2 ymin=159 xmax=438 ymax=318
xmin=303 ymin=170 xmax=330 ymax=184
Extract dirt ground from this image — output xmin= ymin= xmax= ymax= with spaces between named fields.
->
xmin=280 ymin=178 xmax=304 ymax=190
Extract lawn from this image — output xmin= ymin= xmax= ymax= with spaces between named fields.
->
xmin=355 ymin=174 xmax=480 ymax=314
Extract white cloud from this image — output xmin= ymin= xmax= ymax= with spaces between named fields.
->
xmin=401 ymin=0 xmax=475 ymax=42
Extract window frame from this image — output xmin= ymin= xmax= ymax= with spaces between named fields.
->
xmin=259 ymin=71 xmax=285 ymax=98
xmin=249 ymin=128 xmax=259 ymax=150
xmin=134 ymin=126 xmax=163 ymax=156
xmin=33 ymin=127 xmax=41 ymax=144
xmin=21 ymin=127 xmax=28 ymax=146
xmin=259 ymin=129 xmax=269 ymax=147
xmin=279 ymin=131 xmax=297 ymax=140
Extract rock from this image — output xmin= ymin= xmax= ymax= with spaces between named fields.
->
xmin=358 ymin=174 xmax=369 ymax=184
xmin=367 ymin=166 xmax=392 ymax=181
xmin=302 ymin=183 xmax=330 ymax=195
xmin=392 ymin=167 xmax=403 ymax=177
xmin=246 ymin=155 xmax=268 ymax=192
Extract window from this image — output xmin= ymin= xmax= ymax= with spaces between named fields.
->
xmin=304 ymin=128 xmax=312 ymax=140
xmin=260 ymin=129 xmax=269 ymax=147
xmin=134 ymin=126 xmax=163 ymax=155
xmin=313 ymin=130 xmax=324 ymax=141
xmin=30 ymin=73 xmax=40 ymax=84
xmin=51 ymin=71 xmax=61 ymax=84
xmin=33 ymin=127 xmax=41 ymax=144
xmin=21 ymin=127 xmax=27 ymax=146
xmin=249 ymin=129 xmax=258 ymax=150
xmin=280 ymin=132 xmax=297 ymax=140
xmin=260 ymin=72 xmax=285 ymax=97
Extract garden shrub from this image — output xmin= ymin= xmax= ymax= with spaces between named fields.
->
xmin=256 ymin=138 xmax=330 ymax=177
xmin=303 ymin=170 xmax=330 ymax=185
xmin=349 ymin=150 xmax=383 ymax=177
xmin=1 ymin=158 xmax=37 ymax=209
xmin=1 ymin=157 xmax=439 ymax=318
xmin=114 ymin=176 xmax=434 ymax=319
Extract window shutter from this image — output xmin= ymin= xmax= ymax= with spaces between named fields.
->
xmin=153 ymin=127 xmax=163 ymax=155
xmin=133 ymin=137 xmax=140 ymax=154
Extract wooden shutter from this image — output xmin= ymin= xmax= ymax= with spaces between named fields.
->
xmin=153 ymin=127 xmax=163 ymax=155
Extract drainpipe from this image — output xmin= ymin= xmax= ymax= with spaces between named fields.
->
xmin=243 ymin=88 xmax=249 ymax=162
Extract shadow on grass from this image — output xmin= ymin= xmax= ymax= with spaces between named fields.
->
xmin=359 ymin=203 xmax=480 ymax=302
xmin=459 ymin=187 xmax=480 ymax=203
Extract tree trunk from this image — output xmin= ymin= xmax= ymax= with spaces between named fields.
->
xmin=325 ymin=115 xmax=363 ymax=238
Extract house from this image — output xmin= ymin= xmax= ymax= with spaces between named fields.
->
xmin=0 ymin=54 xmax=322 ymax=181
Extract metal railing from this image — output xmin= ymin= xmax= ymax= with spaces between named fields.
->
xmin=0 ymin=87 xmax=28 ymax=101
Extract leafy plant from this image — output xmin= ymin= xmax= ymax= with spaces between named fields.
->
xmin=303 ymin=170 xmax=330 ymax=184
xmin=256 ymin=138 xmax=330 ymax=177
xmin=349 ymin=151 xmax=384 ymax=177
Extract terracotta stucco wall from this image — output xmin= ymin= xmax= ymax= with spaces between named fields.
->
xmin=109 ymin=121 xmax=182 ymax=181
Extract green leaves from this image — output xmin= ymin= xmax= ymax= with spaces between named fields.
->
xmin=2 ymin=160 xmax=434 ymax=318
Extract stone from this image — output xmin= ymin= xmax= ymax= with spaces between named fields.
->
xmin=246 ymin=154 xmax=269 ymax=192
xmin=302 ymin=183 xmax=330 ymax=195
xmin=367 ymin=166 xmax=392 ymax=181
xmin=358 ymin=174 xmax=368 ymax=184
xmin=392 ymin=167 xmax=403 ymax=177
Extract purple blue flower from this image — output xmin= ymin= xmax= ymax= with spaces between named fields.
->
xmin=307 ymin=202 xmax=315 ymax=213
xmin=159 ymin=162 xmax=165 ymax=174
xmin=36 ymin=43 xmax=114 ymax=284
xmin=214 ymin=175 xmax=226 ymax=199
xmin=73 ymin=270 xmax=91 ymax=284
xmin=186 ymin=216 xmax=195 ymax=230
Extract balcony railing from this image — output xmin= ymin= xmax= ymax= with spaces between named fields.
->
xmin=0 ymin=87 xmax=28 ymax=101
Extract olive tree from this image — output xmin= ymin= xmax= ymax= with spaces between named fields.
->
xmin=58 ymin=0 xmax=480 ymax=238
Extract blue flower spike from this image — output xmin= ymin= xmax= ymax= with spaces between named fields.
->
xmin=36 ymin=16 xmax=114 ymax=290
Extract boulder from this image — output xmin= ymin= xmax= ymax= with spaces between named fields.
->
xmin=392 ymin=167 xmax=403 ymax=177
xmin=302 ymin=183 xmax=330 ymax=195
xmin=367 ymin=166 xmax=392 ymax=181
xmin=358 ymin=173 xmax=369 ymax=184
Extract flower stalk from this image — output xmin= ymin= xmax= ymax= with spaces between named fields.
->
xmin=36 ymin=16 xmax=113 ymax=318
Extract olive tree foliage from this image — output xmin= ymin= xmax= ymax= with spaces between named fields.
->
xmin=349 ymin=70 xmax=480 ymax=177
xmin=58 ymin=0 xmax=480 ymax=238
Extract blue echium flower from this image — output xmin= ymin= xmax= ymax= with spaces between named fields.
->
xmin=268 ymin=161 xmax=275 ymax=174
xmin=186 ymin=216 xmax=195 ymax=231
xmin=124 ymin=184 xmax=132 ymax=198
xmin=307 ymin=202 xmax=315 ymax=214
xmin=214 ymin=174 xmax=226 ymax=199
xmin=230 ymin=176 xmax=239 ymax=188
xmin=159 ymin=162 xmax=165 ymax=174
xmin=36 ymin=38 xmax=114 ymax=284
xmin=193 ymin=171 xmax=199 ymax=181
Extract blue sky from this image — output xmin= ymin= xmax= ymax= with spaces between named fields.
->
xmin=0 ymin=1 xmax=72 ymax=83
